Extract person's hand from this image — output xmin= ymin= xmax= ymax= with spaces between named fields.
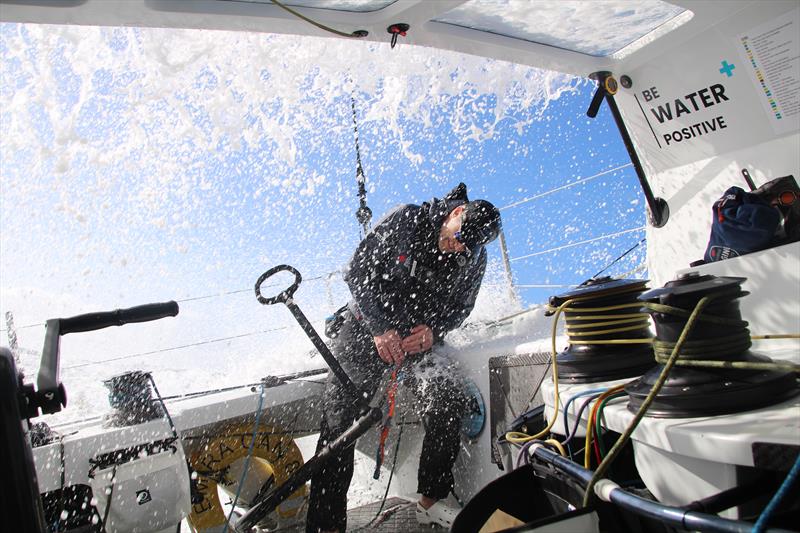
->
xmin=401 ymin=324 xmax=433 ymax=355
xmin=374 ymin=330 xmax=404 ymax=366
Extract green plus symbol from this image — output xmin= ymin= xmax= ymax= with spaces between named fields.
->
xmin=720 ymin=60 xmax=736 ymax=77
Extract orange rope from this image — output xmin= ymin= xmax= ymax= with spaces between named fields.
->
xmin=373 ymin=369 xmax=399 ymax=478
xmin=584 ymin=384 xmax=627 ymax=468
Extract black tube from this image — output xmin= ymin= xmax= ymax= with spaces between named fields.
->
xmin=538 ymin=446 xmax=593 ymax=486
xmin=530 ymin=446 xmax=795 ymax=533
xmin=234 ymin=406 xmax=383 ymax=532
xmin=608 ymin=490 xmax=751 ymax=533
xmin=586 ymin=72 xmax=669 ymax=228
xmin=586 ymin=84 xmax=606 ymax=118
xmin=685 ymin=475 xmax=776 ymax=514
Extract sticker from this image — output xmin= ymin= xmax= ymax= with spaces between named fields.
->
xmin=737 ymin=8 xmax=800 ymax=134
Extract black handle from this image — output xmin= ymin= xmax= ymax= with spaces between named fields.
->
xmin=255 ymin=265 xmax=302 ymax=305
xmin=741 ymin=169 xmax=757 ymax=191
xmin=59 ymin=301 xmax=179 ymax=335
xmin=35 ymin=301 xmax=179 ymax=416
xmin=254 ymin=265 xmax=365 ymax=406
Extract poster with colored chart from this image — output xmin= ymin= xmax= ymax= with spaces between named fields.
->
xmin=737 ymin=7 xmax=800 ymax=135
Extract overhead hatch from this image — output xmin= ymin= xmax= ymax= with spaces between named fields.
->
xmin=432 ymin=0 xmax=691 ymax=57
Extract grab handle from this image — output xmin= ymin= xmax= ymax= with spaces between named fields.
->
xmin=255 ymin=264 xmax=301 ymax=305
xmin=254 ymin=265 xmax=364 ymax=405
xmin=59 ymin=301 xmax=179 ymax=334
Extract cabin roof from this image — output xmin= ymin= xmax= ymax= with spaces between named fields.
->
xmin=0 ymin=0 xmax=760 ymax=77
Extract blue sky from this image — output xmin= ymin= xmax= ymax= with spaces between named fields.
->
xmin=0 ymin=24 xmax=646 ymax=413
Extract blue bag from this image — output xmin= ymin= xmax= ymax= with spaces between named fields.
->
xmin=703 ymin=186 xmax=782 ymax=262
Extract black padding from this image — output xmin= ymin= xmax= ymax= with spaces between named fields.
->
xmin=0 ymin=348 xmax=47 ymax=533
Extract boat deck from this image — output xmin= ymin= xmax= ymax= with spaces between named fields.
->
xmin=272 ymin=497 xmax=440 ymax=532
xmin=345 ymin=497 xmax=434 ymax=532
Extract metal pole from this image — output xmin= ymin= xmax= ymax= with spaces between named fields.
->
xmin=498 ymin=230 xmax=521 ymax=309
xmin=587 ymin=72 xmax=669 ymax=228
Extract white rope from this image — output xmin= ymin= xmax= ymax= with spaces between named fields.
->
xmin=616 ymin=262 xmax=648 ymax=278
xmin=500 ymin=163 xmax=633 ymax=211
xmin=514 ymin=284 xmax=578 ymax=288
xmin=510 ymin=226 xmax=646 ymax=263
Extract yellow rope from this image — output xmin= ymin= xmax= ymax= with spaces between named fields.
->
xmin=566 ymin=317 xmax=649 ymax=329
xmin=506 ymin=286 xmax=799 ymax=453
xmin=662 ymin=358 xmax=800 ymax=372
xmin=505 ymin=298 xmax=574 ymax=444
xmin=544 ymin=439 xmax=567 ymax=457
xmin=570 ymin=338 xmax=654 ymax=345
xmin=545 ymin=302 xmax=644 ymax=314
xmin=566 ymin=313 xmax=648 ymax=321
xmin=752 ymin=334 xmax=800 ymax=340
xmin=566 ymin=323 xmax=651 ymax=337
xmin=582 ymin=293 xmax=716 ymax=506
xmin=270 ymin=0 xmax=367 ymax=38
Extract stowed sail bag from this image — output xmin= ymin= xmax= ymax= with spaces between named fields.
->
xmin=702 ymin=175 xmax=799 ymax=263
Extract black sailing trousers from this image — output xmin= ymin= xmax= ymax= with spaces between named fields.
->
xmin=305 ymin=310 xmax=467 ymax=533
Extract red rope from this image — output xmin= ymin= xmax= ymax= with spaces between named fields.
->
xmin=373 ymin=369 xmax=399 ymax=478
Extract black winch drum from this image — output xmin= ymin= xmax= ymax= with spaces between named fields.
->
xmin=626 ymin=273 xmax=798 ymax=418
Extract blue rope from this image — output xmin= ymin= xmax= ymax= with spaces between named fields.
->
xmin=562 ymin=388 xmax=609 ymax=439
xmin=752 ymin=452 xmax=800 ymax=532
xmin=222 ymin=382 xmax=266 ymax=533
xmin=561 ymin=388 xmax=607 ymax=460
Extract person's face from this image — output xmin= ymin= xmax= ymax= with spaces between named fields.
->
xmin=438 ymin=206 xmax=467 ymax=253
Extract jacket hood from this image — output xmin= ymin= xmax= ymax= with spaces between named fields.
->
xmin=423 ymin=182 xmax=469 ymax=231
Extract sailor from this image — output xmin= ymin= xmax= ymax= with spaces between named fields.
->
xmin=307 ymin=183 xmax=502 ymax=532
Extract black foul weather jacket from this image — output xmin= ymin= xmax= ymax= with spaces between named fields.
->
xmin=343 ymin=190 xmax=487 ymax=342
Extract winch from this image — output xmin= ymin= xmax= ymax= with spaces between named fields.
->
xmin=626 ymin=272 xmax=799 ymax=417
xmin=103 ymin=370 xmax=165 ymax=427
xmin=549 ymin=277 xmax=655 ymax=383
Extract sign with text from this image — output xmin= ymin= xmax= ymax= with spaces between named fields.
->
xmin=616 ymin=5 xmax=799 ymax=173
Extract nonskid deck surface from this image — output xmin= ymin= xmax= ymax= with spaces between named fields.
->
xmin=345 ymin=497 xmax=435 ymax=532
xmin=268 ymin=497 xmax=441 ymax=532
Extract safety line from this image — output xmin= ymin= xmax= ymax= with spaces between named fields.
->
xmin=513 ymin=284 xmax=578 ymax=289
xmin=61 ymin=324 xmax=312 ymax=370
xmin=222 ymin=382 xmax=265 ymax=533
xmin=510 ymin=226 xmax=646 ymax=263
xmin=591 ymin=237 xmax=647 ymax=279
xmin=2 ymin=273 xmax=339 ymax=331
xmin=499 ymin=163 xmax=633 ymax=211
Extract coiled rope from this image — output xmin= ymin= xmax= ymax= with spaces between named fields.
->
xmin=646 ymin=299 xmax=800 ymax=373
xmin=507 ymin=282 xmax=799 ymax=480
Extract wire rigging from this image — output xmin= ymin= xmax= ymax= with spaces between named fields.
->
xmin=351 ymin=94 xmax=372 ymax=236
xmin=591 ymin=237 xmax=646 ymax=279
xmin=222 ymin=382 xmax=266 ymax=533
xmin=500 ymin=163 xmax=634 ymax=211
xmin=61 ymin=323 xmax=325 ymax=370
xmin=510 ymin=226 xmax=646 ymax=263
xmin=3 ymin=273 xmax=340 ymax=331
